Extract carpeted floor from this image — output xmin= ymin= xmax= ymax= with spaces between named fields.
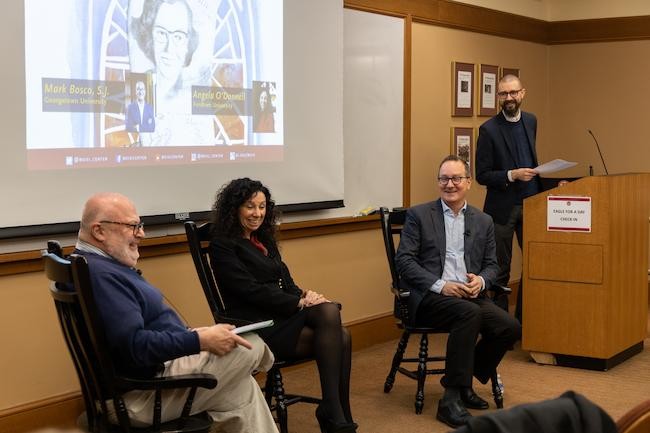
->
xmin=274 ymin=329 xmax=650 ymax=433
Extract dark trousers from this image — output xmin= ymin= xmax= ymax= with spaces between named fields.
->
xmin=415 ymin=293 xmax=521 ymax=389
xmin=494 ymin=205 xmax=524 ymax=324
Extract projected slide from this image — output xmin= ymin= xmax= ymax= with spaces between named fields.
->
xmin=25 ymin=0 xmax=283 ymax=169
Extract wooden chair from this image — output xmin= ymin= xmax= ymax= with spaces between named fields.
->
xmin=43 ymin=248 xmax=218 ymax=433
xmin=617 ymin=400 xmax=650 ymax=433
xmin=379 ymin=207 xmax=508 ymax=414
xmin=184 ymin=221 xmax=320 ymax=433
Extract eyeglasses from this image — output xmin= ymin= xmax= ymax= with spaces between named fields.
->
xmin=152 ymin=26 xmax=188 ymax=46
xmin=496 ymin=89 xmax=522 ymax=98
xmin=100 ymin=220 xmax=144 ymax=235
xmin=438 ymin=176 xmax=469 ymax=186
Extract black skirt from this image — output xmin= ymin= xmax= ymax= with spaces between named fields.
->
xmin=259 ymin=308 xmax=309 ymax=360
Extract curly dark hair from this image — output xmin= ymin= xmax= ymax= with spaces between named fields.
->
xmin=130 ymin=0 xmax=199 ymax=67
xmin=210 ymin=178 xmax=279 ymax=248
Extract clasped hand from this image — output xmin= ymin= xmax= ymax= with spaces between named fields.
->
xmin=441 ymin=273 xmax=482 ymax=299
xmin=298 ymin=289 xmax=330 ymax=309
xmin=195 ymin=324 xmax=252 ymax=356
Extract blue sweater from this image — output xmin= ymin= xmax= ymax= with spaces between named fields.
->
xmin=77 ymin=251 xmax=200 ymax=378
xmin=504 ymin=119 xmax=540 ymax=202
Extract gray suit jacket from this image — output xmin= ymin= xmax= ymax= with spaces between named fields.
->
xmin=394 ymin=199 xmax=499 ymax=323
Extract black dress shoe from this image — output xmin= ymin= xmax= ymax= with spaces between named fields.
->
xmin=316 ymin=405 xmax=358 ymax=433
xmin=436 ymin=399 xmax=471 ymax=428
xmin=460 ymin=387 xmax=489 ymax=410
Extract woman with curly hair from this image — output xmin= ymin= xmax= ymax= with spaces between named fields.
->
xmin=209 ymin=178 xmax=357 ymax=433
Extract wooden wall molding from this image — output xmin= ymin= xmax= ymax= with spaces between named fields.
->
xmin=345 ymin=0 xmax=548 ymax=43
xmin=0 ymin=215 xmax=380 ymax=276
xmin=278 ymin=214 xmax=379 ymax=240
xmin=0 ymin=312 xmax=398 ymax=433
xmin=412 ymin=1 xmax=547 ymax=43
xmin=345 ymin=0 xmax=650 ymax=44
xmin=0 ymin=391 xmax=83 ymax=433
xmin=548 ymin=16 xmax=650 ymax=44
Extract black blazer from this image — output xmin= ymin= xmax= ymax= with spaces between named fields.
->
xmin=394 ymin=199 xmax=499 ymax=323
xmin=475 ymin=111 xmax=540 ymax=225
xmin=209 ymin=235 xmax=302 ymax=325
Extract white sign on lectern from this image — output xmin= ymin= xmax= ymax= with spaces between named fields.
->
xmin=547 ymin=196 xmax=592 ymax=233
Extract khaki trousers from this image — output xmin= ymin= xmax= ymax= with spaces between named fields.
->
xmin=120 ymin=333 xmax=278 ymax=433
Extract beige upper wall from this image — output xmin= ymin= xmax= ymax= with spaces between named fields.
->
xmin=453 ymin=0 xmax=650 ymax=21
xmin=547 ymin=40 xmax=650 ymax=176
xmin=546 ymin=1 xmax=650 ymax=21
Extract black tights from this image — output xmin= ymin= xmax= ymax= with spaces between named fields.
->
xmin=293 ymin=302 xmax=352 ymax=424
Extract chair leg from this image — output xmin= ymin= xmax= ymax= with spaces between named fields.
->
xmin=415 ymin=333 xmax=428 ymax=415
xmin=264 ymin=373 xmax=274 ymax=407
xmin=490 ymin=371 xmax=504 ymax=409
xmin=269 ymin=367 xmax=289 ymax=433
xmin=384 ymin=330 xmax=410 ymax=393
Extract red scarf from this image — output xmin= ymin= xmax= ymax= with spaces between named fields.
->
xmin=249 ymin=234 xmax=268 ymax=256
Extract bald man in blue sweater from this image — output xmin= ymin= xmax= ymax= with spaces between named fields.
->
xmin=75 ymin=192 xmax=278 ymax=432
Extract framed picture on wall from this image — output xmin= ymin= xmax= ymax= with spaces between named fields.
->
xmin=452 ymin=62 xmax=474 ymax=116
xmin=501 ymin=67 xmax=520 ymax=79
xmin=451 ymin=127 xmax=474 ymax=171
xmin=479 ymin=64 xmax=498 ymax=116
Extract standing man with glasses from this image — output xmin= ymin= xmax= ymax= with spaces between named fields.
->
xmin=74 ymin=192 xmax=279 ymax=432
xmin=475 ymin=74 xmax=541 ymax=325
xmin=395 ymin=156 xmax=521 ymax=428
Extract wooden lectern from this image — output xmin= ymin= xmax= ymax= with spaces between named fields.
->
xmin=522 ymin=173 xmax=650 ymax=370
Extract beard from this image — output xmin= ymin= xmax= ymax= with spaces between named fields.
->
xmin=104 ymin=241 xmax=140 ymax=268
xmin=501 ymin=99 xmax=521 ymax=117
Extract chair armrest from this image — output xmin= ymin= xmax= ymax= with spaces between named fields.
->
xmin=488 ymin=285 xmax=512 ymax=296
xmin=117 ymin=373 xmax=218 ymax=428
xmin=116 ymin=373 xmax=218 ymax=392
xmin=216 ymin=314 xmax=255 ymax=328
xmin=390 ymin=286 xmax=410 ymax=299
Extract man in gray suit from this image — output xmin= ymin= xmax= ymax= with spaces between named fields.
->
xmin=395 ymin=155 xmax=521 ymax=428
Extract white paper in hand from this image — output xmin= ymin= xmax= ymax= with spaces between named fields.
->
xmin=535 ymin=159 xmax=577 ymax=175
xmin=233 ymin=320 xmax=274 ymax=335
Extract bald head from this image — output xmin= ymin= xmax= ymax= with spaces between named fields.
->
xmin=78 ymin=193 xmax=143 ymax=267
xmin=80 ymin=192 xmax=134 ymax=235
xmin=499 ymin=74 xmax=522 ymax=88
